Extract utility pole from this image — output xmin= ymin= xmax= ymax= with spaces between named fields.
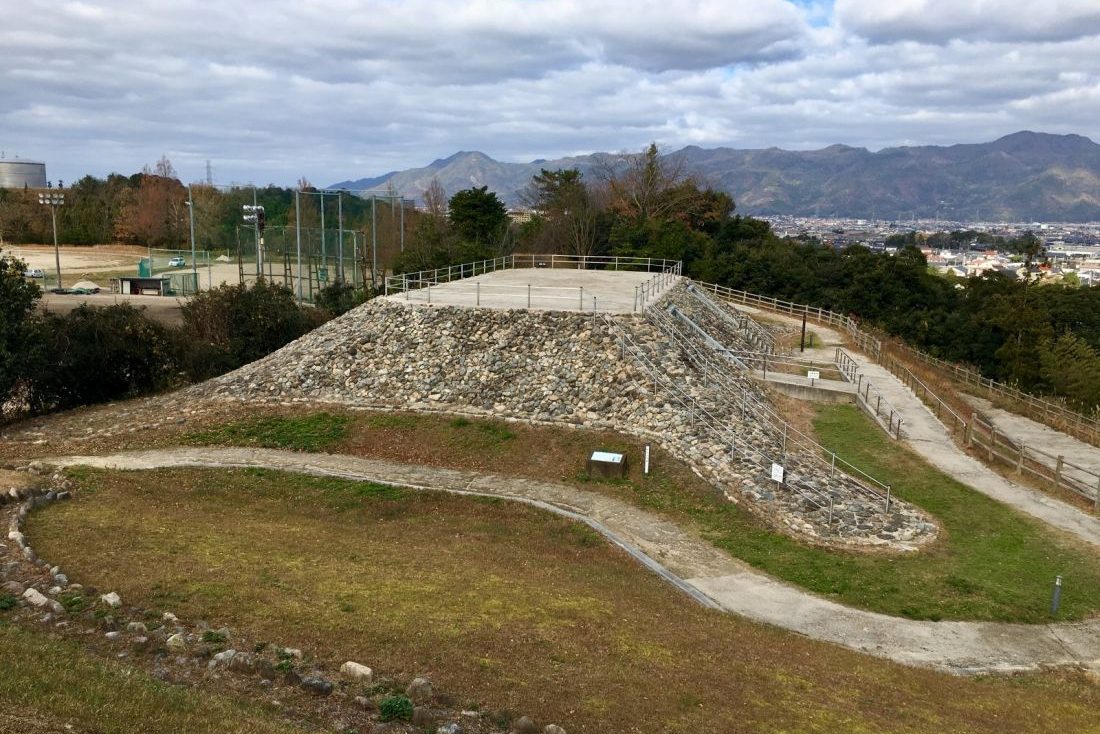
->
xmin=337 ymin=191 xmax=344 ymax=283
xmin=295 ymin=191 xmax=303 ymax=303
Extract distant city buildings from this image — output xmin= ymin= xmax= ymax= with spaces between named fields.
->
xmin=760 ymin=215 xmax=1100 ymax=286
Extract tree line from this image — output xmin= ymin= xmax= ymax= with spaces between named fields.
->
xmin=2 ymin=144 xmax=1097 ymax=415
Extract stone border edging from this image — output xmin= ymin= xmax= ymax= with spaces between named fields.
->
xmin=40 ymin=447 xmax=1100 ymax=677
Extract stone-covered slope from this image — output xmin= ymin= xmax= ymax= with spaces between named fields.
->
xmin=193 ymin=296 xmax=935 ymax=550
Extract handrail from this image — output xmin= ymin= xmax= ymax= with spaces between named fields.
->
xmin=694 ymin=280 xmax=1100 ymax=449
xmin=386 ymin=253 xmax=684 ymax=295
xmin=684 ymin=283 xmax=776 ymax=354
xmin=645 ymin=306 xmax=893 ymax=502
xmin=603 ymin=313 xmax=834 ymax=511
xmin=890 ymin=341 xmax=1100 ymax=447
xmin=693 ymin=281 xmax=882 ymax=358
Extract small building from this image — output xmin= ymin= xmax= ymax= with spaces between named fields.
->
xmin=116 ymin=276 xmax=168 ymax=296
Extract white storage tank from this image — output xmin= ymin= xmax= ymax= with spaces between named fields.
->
xmin=0 ymin=157 xmax=48 ymax=188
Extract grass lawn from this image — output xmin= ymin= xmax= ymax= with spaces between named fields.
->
xmin=0 ymin=623 xmax=302 ymax=734
xmin=27 ymin=466 xmax=1100 ymax=734
xmin=179 ymin=408 xmax=1100 ymax=623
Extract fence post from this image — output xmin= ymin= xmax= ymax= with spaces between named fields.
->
xmin=1015 ymin=446 xmax=1024 ymax=474
xmin=967 ymin=413 xmax=975 ymax=447
xmin=1055 ymin=456 xmax=1064 ymax=489
xmin=988 ymin=427 xmax=996 ymax=461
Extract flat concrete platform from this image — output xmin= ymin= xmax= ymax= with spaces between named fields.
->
xmin=385 ymin=268 xmax=678 ymax=314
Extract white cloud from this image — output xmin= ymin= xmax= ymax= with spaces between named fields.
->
xmin=0 ymin=0 xmax=1097 ymax=186
xmin=837 ymin=0 xmax=1100 ymax=43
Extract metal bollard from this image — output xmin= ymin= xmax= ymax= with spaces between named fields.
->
xmin=476 ymin=281 xmax=480 ymax=306
xmin=1051 ymin=575 xmax=1063 ymax=616
xmin=579 ymin=286 xmax=584 ymax=311
xmin=527 ymin=283 xmax=531 ymax=308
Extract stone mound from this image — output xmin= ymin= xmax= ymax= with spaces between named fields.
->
xmin=193 ymin=290 xmax=936 ymax=550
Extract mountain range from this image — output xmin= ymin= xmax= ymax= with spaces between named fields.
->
xmin=329 ymin=131 xmax=1100 ymax=222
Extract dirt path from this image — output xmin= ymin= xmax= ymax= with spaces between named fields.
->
xmin=45 ymin=447 xmax=1100 ymax=676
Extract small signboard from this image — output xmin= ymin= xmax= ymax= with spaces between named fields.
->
xmin=588 ymin=450 xmax=627 ymax=479
xmin=807 ymin=370 xmax=821 ymax=381
xmin=318 ymin=267 xmax=329 ymax=283
xmin=770 ymin=462 xmax=785 ymax=483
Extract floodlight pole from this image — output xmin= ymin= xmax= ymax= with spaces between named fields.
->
xmin=371 ymin=194 xmax=377 ymax=290
xmin=295 ymin=190 xmax=303 ymax=303
xmin=186 ymin=185 xmax=197 ymax=293
xmin=38 ymin=191 xmax=64 ymax=288
xmin=337 ymin=192 xmax=344 ymax=283
xmin=400 ymin=197 xmax=405 ymax=252
xmin=253 ymin=186 xmax=261 ymax=278
xmin=319 ymin=192 xmax=326 ymax=280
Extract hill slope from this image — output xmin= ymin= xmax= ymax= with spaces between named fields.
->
xmin=330 ymin=132 xmax=1100 ymax=221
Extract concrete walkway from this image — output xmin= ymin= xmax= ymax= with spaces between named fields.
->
xmin=965 ymin=394 xmax=1100 ymax=490
xmin=730 ymin=303 xmax=1100 ymax=548
xmin=46 ymin=447 xmax=1100 ymax=675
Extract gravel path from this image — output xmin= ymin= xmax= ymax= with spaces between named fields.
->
xmin=46 ymin=446 xmax=1100 ymax=676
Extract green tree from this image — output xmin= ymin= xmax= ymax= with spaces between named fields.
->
xmin=1038 ymin=332 xmax=1100 ymax=411
xmin=448 ymin=186 xmax=507 ymax=246
xmin=0 ymin=248 xmax=41 ymax=412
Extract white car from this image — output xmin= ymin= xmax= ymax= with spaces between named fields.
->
xmin=26 ymin=268 xmax=45 ymax=279
xmin=168 ymin=256 xmax=186 ymax=267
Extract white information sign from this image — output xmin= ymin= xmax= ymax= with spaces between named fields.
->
xmin=770 ymin=463 xmax=785 ymax=483
xmin=591 ymin=451 xmax=624 ymax=464
xmin=807 ymin=370 xmax=821 ymax=381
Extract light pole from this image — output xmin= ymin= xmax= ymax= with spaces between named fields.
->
xmin=185 ymin=186 xmax=197 ymax=294
xmin=38 ymin=191 xmax=64 ymax=289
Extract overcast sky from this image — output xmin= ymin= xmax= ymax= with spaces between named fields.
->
xmin=4 ymin=0 xmax=1099 ymax=187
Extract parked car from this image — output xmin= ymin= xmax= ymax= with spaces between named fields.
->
xmin=26 ymin=268 xmax=45 ymax=279
xmin=168 ymin=256 xmax=186 ymax=267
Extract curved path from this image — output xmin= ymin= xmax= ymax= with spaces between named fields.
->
xmin=48 ymin=447 xmax=1100 ymax=676
xmin=734 ymin=302 xmax=1100 ymax=548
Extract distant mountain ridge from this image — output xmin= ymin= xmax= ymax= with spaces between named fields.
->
xmin=329 ymin=131 xmax=1100 ymax=222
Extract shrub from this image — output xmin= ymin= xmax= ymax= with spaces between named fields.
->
xmin=179 ymin=280 xmax=327 ymax=380
xmin=23 ymin=304 xmax=180 ymax=413
xmin=379 ymin=695 xmax=414 ymax=722
xmin=315 ymin=281 xmax=375 ymax=317
xmin=0 ymin=593 xmax=17 ymax=611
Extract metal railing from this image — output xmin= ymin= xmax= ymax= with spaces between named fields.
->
xmin=693 ymin=281 xmax=883 ymax=358
xmin=834 ymin=349 xmax=905 ymax=439
xmin=684 ymin=283 xmax=776 ymax=353
xmin=384 ymin=253 xmax=682 ymax=313
xmin=385 ymin=253 xmax=683 ymax=294
xmin=891 ymin=341 xmax=1100 ymax=448
xmin=694 ymin=280 xmax=1100 ymax=452
xmin=643 ymin=306 xmax=894 ymax=507
xmin=605 ymin=313 xmax=835 ymax=512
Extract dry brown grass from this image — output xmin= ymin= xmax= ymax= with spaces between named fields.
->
xmin=27 ymin=466 xmax=1100 ymax=734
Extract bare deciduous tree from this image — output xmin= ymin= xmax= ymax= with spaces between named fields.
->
xmin=422 ymin=177 xmax=448 ymax=218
